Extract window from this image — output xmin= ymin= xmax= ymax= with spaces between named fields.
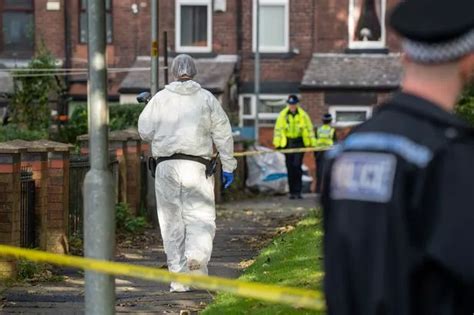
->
xmin=0 ymin=0 xmax=34 ymax=58
xmin=240 ymin=94 xmax=289 ymax=127
xmin=176 ymin=0 xmax=212 ymax=53
xmin=80 ymin=0 xmax=113 ymax=44
xmin=348 ymin=0 xmax=386 ymax=49
xmin=329 ymin=106 xmax=373 ymax=127
xmin=253 ymin=0 xmax=289 ymax=53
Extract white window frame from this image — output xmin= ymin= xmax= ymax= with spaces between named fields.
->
xmin=239 ymin=94 xmax=293 ymax=127
xmin=176 ymin=0 xmax=212 ymax=53
xmin=348 ymin=0 xmax=386 ymax=49
xmin=329 ymin=105 xmax=373 ymax=127
xmin=252 ymin=0 xmax=290 ymax=53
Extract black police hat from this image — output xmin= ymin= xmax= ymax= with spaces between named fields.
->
xmin=322 ymin=113 xmax=333 ymax=123
xmin=287 ymin=95 xmax=299 ymax=105
xmin=390 ymin=0 xmax=474 ymax=63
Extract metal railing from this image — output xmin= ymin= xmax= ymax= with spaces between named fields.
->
xmin=68 ymin=154 xmax=119 ymax=238
xmin=20 ymin=168 xmax=35 ymax=248
xmin=68 ymin=155 xmax=90 ymax=238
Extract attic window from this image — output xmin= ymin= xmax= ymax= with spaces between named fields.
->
xmin=348 ymin=0 xmax=386 ymax=49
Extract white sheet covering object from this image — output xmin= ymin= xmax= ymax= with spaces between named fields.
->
xmin=245 ymin=145 xmax=314 ymax=194
xmin=245 ymin=145 xmax=289 ymax=194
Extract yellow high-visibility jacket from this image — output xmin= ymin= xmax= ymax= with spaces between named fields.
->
xmin=273 ymin=106 xmax=316 ymax=148
xmin=316 ymin=124 xmax=335 ymax=147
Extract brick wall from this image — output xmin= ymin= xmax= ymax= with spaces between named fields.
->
xmin=386 ymin=0 xmax=402 ymax=52
xmin=301 ymin=92 xmax=326 ymax=123
xmin=302 ymin=90 xmax=395 ymax=124
xmin=46 ymin=151 xmax=70 ymax=254
xmin=213 ymin=0 xmax=239 ymax=54
xmin=239 ymin=0 xmax=314 ymax=83
xmin=125 ymin=140 xmax=142 ymax=215
xmin=35 ymin=0 xmax=66 ymax=59
xmin=0 ymin=152 xmax=21 ymax=278
xmin=28 ymin=0 xmax=403 ymax=99
xmin=67 ymin=0 xmax=137 ymax=68
xmin=314 ymin=0 xmax=349 ymax=52
xmin=134 ymin=0 xmax=240 ymax=56
xmin=314 ymin=0 xmax=402 ymax=53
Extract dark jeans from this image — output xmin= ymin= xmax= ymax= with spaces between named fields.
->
xmin=315 ymin=151 xmax=325 ymax=193
xmin=284 ymin=138 xmax=304 ymax=195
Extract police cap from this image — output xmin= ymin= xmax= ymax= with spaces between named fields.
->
xmin=390 ymin=0 xmax=474 ymax=63
xmin=287 ymin=94 xmax=299 ymax=105
xmin=322 ymin=113 xmax=333 ymax=123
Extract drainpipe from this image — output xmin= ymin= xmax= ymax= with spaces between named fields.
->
xmin=151 ymin=0 xmax=159 ymax=95
xmin=63 ymin=0 xmax=71 ymax=88
xmin=254 ymin=0 xmax=261 ymax=144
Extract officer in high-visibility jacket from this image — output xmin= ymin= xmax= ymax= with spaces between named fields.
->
xmin=315 ymin=113 xmax=336 ymax=193
xmin=273 ymin=95 xmax=316 ymax=199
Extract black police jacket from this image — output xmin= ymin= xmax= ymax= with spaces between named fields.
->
xmin=322 ymin=92 xmax=474 ymax=315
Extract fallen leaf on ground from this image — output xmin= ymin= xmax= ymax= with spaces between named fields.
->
xmin=239 ymin=259 xmax=255 ymax=269
xmin=276 ymin=225 xmax=295 ymax=234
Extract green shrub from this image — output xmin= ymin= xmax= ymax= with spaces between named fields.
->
xmin=17 ymin=259 xmax=42 ymax=280
xmin=55 ymin=104 xmax=88 ymax=144
xmin=9 ymin=46 xmax=58 ymax=131
xmin=116 ymin=203 xmax=149 ymax=234
xmin=58 ymin=103 xmax=145 ymax=145
xmin=0 ymin=124 xmax=48 ymax=142
xmin=456 ymin=84 xmax=474 ymax=125
xmin=110 ymin=104 xmax=145 ymax=131
xmin=17 ymin=259 xmax=63 ymax=283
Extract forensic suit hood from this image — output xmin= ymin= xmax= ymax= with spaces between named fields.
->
xmin=138 ymin=80 xmax=237 ymax=172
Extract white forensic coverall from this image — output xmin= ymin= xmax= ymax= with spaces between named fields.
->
xmin=138 ymin=79 xmax=237 ymax=292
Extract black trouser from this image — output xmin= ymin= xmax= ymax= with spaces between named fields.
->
xmin=284 ymin=138 xmax=304 ymax=196
xmin=315 ymin=151 xmax=325 ymax=193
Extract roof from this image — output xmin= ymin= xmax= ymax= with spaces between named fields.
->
xmin=301 ymin=53 xmax=403 ymax=90
xmin=119 ymin=56 xmax=237 ymax=94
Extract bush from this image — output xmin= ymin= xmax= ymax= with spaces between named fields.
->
xmin=110 ymin=104 xmax=146 ymax=131
xmin=116 ymin=203 xmax=149 ymax=234
xmin=456 ymin=84 xmax=474 ymax=125
xmin=0 ymin=124 xmax=48 ymax=142
xmin=55 ymin=104 xmax=88 ymax=144
xmin=9 ymin=46 xmax=59 ymax=131
xmin=17 ymin=259 xmax=63 ymax=283
xmin=58 ymin=103 xmax=145 ymax=145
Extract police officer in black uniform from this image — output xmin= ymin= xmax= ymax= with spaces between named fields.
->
xmin=322 ymin=0 xmax=474 ymax=314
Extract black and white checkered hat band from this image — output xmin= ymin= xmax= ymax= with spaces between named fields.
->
xmin=403 ymin=29 xmax=474 ymax=63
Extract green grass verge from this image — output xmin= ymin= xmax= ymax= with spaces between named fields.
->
xmin=202 ymin=209 xmax=325 ymax=315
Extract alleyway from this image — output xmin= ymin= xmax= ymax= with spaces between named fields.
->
xmin=0 ymin=194 xmax=317 ymax=314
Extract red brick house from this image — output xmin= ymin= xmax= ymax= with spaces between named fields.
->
xmin=0 ymin=0 xmax=404 ymax=143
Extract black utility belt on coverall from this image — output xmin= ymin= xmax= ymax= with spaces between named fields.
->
xmin=148 ymin=153 xmax=219 ymax=178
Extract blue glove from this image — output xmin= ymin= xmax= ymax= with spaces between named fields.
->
xmin=222 ymin=172 xmax=234 ymax=189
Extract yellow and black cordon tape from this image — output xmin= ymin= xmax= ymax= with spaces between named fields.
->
xmin=0 ymin=245 xmax=326 ymax=311
xmin=233 ymin=146 xmax=332 ymax=157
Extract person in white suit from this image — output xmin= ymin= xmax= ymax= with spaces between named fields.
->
xmin=138 ymin=54 xmax=237 ymax=292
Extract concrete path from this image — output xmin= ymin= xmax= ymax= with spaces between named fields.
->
xmin=0 ymin=194 xmax=317 ymax=314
